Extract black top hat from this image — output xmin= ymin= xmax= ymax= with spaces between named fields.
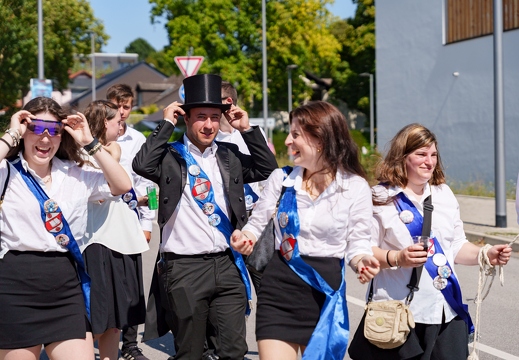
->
xmin=180 ymin=74 xmax=231 ymax=111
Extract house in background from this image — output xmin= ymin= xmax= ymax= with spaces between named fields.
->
xmin=67 ymin=61 xmax=172 ymax=111
xmin=376 ymin=0 xmax=519 ymax=182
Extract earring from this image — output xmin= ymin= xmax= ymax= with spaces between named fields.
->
xmin=317 ymin=148 xmax=321 ymax=152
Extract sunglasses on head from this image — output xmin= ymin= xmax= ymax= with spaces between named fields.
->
xmin=27 ymin=119 xmax=65 ymax=136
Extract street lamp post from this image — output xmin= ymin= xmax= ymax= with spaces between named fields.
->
xmin=37 ymin=0 xmax=44 ymax=79
xmin=88 ymin=31 xmax=96 ymax=101
xmin=360 ymin=72 xmax=374 ymax=148
xmin=287 ymin=64 xmax=298 ymax=113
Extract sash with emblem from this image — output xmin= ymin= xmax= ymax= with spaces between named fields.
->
xmin=170 ymin=142 xmax=253 ymax=315
xmin=394 ymin=192 xmax=474 ymax=333
xmin=11 ymin=159 xmax=91 ymax=318
xmin=277 ymin=184 xmax=348 ymax=360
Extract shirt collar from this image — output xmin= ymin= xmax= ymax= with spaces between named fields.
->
xmin=18 ymin=153 xmax=69 ymax=177
xmin=183 ymin=134 xmax=218 ymax=156
xmin=388 ymin=183 xmax=432 ymax=204
xmin=281 ymin=166 xmax=351 ymax=191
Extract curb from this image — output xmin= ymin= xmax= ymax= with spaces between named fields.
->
xmin=465 ymin=230 xmax=519 ymax=252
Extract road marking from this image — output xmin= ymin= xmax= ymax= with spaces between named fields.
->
xmin=346 ymin=295 xmax=519 ymax=360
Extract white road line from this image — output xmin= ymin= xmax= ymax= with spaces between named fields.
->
xmin=346 ymin=295 xmax=519 ymax=360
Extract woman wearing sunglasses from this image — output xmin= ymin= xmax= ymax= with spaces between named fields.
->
xmin=0 ymin=97 xmax=131 ymax=360
xmin=80 ymin=101 xmax=148 ymax=360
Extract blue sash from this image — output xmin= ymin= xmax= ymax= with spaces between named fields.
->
xmin=11 ymin=160 xmax=91 ymax=318
xmin=394 ymin=193 xmax=474 ymax=333
xmin=121 ymin=188 xmax=140 ymax=219
xmin=277 ymin=185 xmax=348 ymax=360
xmin=170 ymin=142 xmax=252 ymax=315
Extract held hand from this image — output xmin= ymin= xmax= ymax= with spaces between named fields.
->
xmin=396 ymin=244 xmax=428 ymax=268
xmin=10 ymin=110 xmax=34 ymax=137
xmin=223 ymin=105 xmax=251 ymax=132
xmin=163 ymin=101 xmax=184 ymax=125
xmin=143 ymin=231 xmax=151 ymax=243
xmin=356 ymin=255 xmax=380 ymax=284
xmin=230 ymin=230 xmax=255 ymax=255
xmin=487 ymin=244 xmax=512 ymax=266
xmin=137 ymin=195 xmax=149 ymax=207
xmin=62 ymin=112 xmax=94 ymax=146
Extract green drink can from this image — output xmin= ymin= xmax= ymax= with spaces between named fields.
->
xmin=147 ymin=185 xmax=158 ymax=210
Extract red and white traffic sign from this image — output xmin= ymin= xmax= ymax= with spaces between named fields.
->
xmin=174 ymin=56 xmax=205 ymax=77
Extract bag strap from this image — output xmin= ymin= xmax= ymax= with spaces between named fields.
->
xmin=272 ymin=166 xmax=293 ymax=218
xmin=368 ymin=194 xmax=434 ymax=304
xmin=0 ymin=163 xmax=10 ymax=209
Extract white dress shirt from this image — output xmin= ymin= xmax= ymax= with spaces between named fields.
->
xmin=0 ymin=154 xmax=114 ymax=257
xmin=242 ymin=166 xmax=373 ymax=263
xmin=161 ymin=136 xmax=230 ymax=255
xmin=370 ymin=183 xmax=468 ymax=324
xmin=118 ymin=125 xmax=155 ymax=232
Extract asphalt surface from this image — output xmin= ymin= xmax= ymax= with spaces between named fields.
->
xmin=37 ymin=194 xmax=519 ymax=359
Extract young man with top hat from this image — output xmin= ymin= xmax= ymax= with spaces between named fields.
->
xmin=133 ymin=74 xmax=278 ymax=359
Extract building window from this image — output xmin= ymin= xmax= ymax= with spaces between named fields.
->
xmin=445 ymin=0 xmax=519 ymax=44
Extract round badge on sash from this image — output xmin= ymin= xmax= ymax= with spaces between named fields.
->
xmin=245 ymin=195 xmax=254 ymax=209
xmin=202 ymin=202 xmax=215 ymax=215
xmin=123 ymin=192 xmax=133 ymax=202
xmin=438 ymin=265 xmax=452 ymax=279
xmin=279 ymin=212 xmax=289 ymax=228
xmin=399 ymin=210 xmax=414 ymax=224
xmin=280 ymin=233 xmax=296 ymax=261
xmin=55 ymin=234 xmax=70 ymax=247
xmin=43 ymin=199 xmax=59 ymax=213
xmin=188 ymin=164 xmax=201 ymax=177
xmin=192 ymin=178 xmax=211 ymax=201
xmin=128 ymin=200 xmax=138 ymax=210
xmin=208 ymin=213 xmax=221 ymax=227
xmin=432 ymin=253 xmax=447 ymax=267
xmin=433 ymin=276 xmax=447 ymax=290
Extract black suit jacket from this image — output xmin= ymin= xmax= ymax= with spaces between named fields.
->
xmin=132 ymin=120 xmax=278 ymax=340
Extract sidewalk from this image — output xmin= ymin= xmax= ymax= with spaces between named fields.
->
xmin=456 ymin=194 xmax=519 ymax=251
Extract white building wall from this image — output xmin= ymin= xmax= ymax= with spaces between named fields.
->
xmin=376 ymin=0 xmax=519 ymax=182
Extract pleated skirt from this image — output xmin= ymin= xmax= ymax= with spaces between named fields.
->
xmin=83 ymin=243 xmax=146 ymax=335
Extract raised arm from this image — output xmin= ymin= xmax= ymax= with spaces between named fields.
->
xmin=64 ymin=112 xmax=131 ymax=195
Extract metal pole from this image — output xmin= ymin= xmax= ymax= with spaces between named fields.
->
xmin=262 ymin=0 xmax=268 ymax=136
xmin=369 ymin=73 xmax=374 ymax=148
xmin=288 ymin=69 xmax=292 ymax=113
xmin=494 ymin=0 xmax=506 ymax=227
xmin=91 ymin=32 xmax=96 ymax=101
xmin=37 ymin=0 xmax=44 ymax=79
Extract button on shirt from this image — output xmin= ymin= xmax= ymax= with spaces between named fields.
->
xmin=0 ymin=154 xmax=114 ymax=257
xmin=162 ymin=136 xmax=230 ymax=255
xmin=370 ymin=183 xmax=468 ymax=324
xmin=242 ymin=167 xmax=373 ymax=263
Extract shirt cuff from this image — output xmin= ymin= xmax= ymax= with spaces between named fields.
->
xmin=164 ymin=118 xmax=176 ymax=127
xmin=140 ymin=219 xmax=154 ymax=232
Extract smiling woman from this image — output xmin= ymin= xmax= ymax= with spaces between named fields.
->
xmin=0 ymin=97 xmax=131 ymax=359
xmin=351 ymin=123 xmax=513 ymax=360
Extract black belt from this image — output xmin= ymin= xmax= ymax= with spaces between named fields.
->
xmin=162 ymin=248 xmax=231 ymax=260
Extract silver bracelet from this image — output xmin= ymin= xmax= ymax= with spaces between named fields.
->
xmin=5 ymin=129 xmax=20 ymax=147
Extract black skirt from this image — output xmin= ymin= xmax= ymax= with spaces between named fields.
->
xmin=0 ymin=250 xmax=87 ymax=349
xmin=83 ymin=243 xmax=146 ymax=335
xmin=255 ymin=251 xmax=342 ymax=345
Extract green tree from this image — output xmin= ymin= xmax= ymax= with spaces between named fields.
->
xmin=0 ymin=0 xmax=108 ymax=111
xmin=330 ymin=0 xmax=375 ymax=114
xmin=149 ymin=0 xmax=341 ymax=114
xmin=125 ymin=38 xmax=156 ymax=62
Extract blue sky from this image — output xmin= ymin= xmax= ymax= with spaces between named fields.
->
xmin=89 ymin=0 xmax=356 ymax=54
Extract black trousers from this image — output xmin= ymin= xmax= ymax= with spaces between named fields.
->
xmin=161 ymin=250 xmax=248 ymax=360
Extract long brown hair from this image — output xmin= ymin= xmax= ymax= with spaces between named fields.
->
xmin=8 ymin=97 xmax=85 ymax=166
xmin=376 ymin=123 xmax=445 ymax=188
xmin=84 ymin=100 xmax=119 ymax=145
xmin=289 ymin=101 xmax=366 ymax=180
